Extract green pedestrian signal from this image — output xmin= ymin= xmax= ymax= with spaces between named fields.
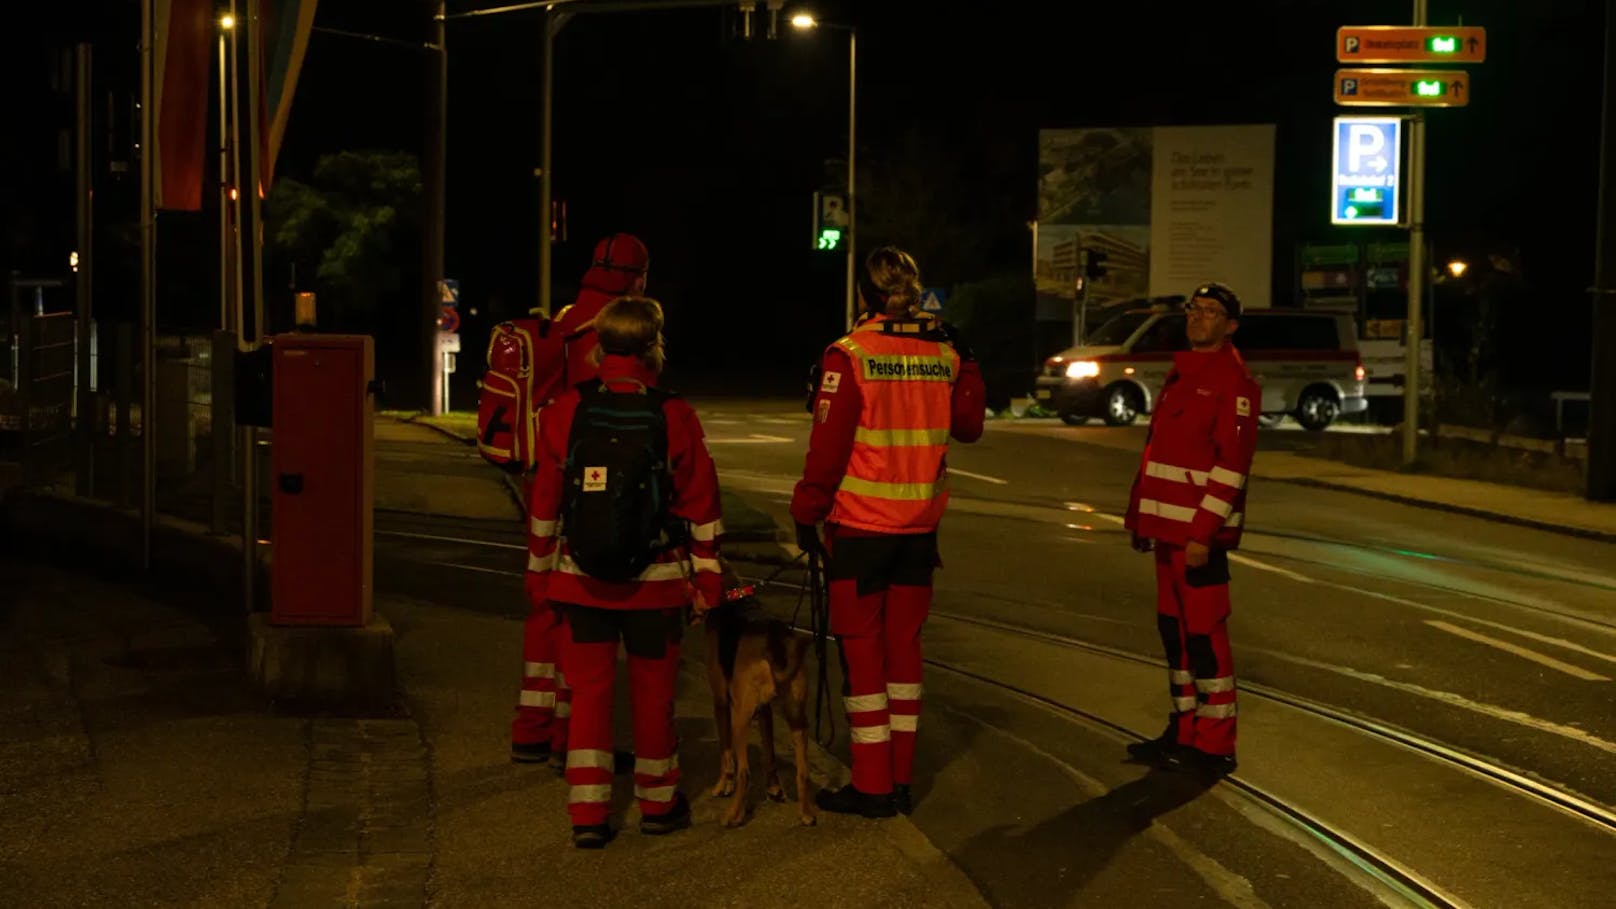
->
xmin=817 ymin=228 xmax=843 ymax=251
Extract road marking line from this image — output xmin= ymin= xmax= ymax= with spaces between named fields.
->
xmin=1252 ymin=647 xmax=1616 ymax=754
xmin=377 ymin=529 xmax=525 ymax=551
xmin=1425 ymin=620 xmax=1610 ymax=682
xmin=1265 ymin=569 xmax=1616 ymax=662
xmin=424 ymin=560 xmax=524 ymax=578
xmin=1229 ymin=553 xmax=1315 ymax=584
xmin=707 ymin=434 xmax=794 ymax=444
xmin=704 ymin=419 xmax=741 ymax=425
xmin=948 ymin=468 xmax=1009 ymax=486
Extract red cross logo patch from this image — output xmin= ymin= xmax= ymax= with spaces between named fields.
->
xmin=583 ymin=466 xmax=608 ymax=492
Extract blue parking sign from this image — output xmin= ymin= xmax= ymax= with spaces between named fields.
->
xmin=1331 ymin=117 xmax=1403 ymax=226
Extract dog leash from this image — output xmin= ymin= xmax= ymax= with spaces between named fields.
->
xmin=805 ymin=551 xmax=836 ymax=750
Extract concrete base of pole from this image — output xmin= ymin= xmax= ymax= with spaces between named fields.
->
xmin=248 ymin=614 xmax=398 ymax=713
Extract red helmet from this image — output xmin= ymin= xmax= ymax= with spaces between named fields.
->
xmin=591 ymin=233 xmax=649 ymax=274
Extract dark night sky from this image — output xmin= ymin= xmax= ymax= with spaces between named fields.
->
xmin=9 ymin=0 xmax=1610 ymax=402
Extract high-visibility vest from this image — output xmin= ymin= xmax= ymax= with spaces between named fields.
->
xmin=827 ymin=317 xmax=961 ymax=534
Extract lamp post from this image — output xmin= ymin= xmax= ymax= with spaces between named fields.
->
xmin=791 ymin=12 xmax=856 ymax=330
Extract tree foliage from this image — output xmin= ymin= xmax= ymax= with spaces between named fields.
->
xmin=265 ymin=150 xmax=422 ymax=326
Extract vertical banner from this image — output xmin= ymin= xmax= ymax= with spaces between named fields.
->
xmin=153 ymin=0 xmax=213 ymax=211
xmin=1148 ymin=125 xmax=1276 ymax=307
xmin=255 ymin=0 xmax=320 ymax=196
xmin=1036 ymin=124 xmax=1276 ymax=323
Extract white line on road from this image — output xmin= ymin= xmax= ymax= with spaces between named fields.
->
xmin=424 ymin=560 xmax=524 ymax=578
xmin=1229 ymin=553 xmax=1315 ymax=585
xmin=1250 ymin=646 xmax=1616 ymax=755
xmin=707 ymin=434 xmax=794 ymax=444
xmin=948 ymin=467 xmax=1009 ymax=486
xmin=1424 ymin=620 xmax=1611 ymax=682
xmin=377 ymin=529 xmax=525 ymax=551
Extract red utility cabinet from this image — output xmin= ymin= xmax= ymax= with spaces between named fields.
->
xmin=270 ymin=335 xmax=375 ymax=626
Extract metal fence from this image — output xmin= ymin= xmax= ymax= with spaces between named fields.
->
xmin=3 ymin=273 xmax=267 ymax=546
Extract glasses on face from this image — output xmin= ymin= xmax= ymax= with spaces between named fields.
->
xmin=1183 ymin=300 xmax=1228 ymax=320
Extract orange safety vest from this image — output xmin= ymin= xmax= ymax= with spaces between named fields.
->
xmin=827 ymin=317 xmax=961 ymax=534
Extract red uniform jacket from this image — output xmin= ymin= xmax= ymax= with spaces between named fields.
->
xmin=526 ymin=354 xmax=723 ymax=610
xmin=791 ymin=328 xmax=986 ymax=531
xmin=1125 ymin=344 xmax=1261 ymax=550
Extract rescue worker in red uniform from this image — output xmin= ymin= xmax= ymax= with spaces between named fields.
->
xmin=791 ymin=247 xmax=986 ymax=818
xmin=553 ymin=232 xmax=650 ymax=388
xmin=526 ymin=296 xmax=722 ymax=848
xmin=509 ymin=232 xmax=651 ymax=767
xmin=1124 ymin=282 xmax=1260 ymax=780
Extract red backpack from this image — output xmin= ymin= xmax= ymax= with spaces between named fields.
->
xmin=476 ymin=318 xmax=568 ymax=471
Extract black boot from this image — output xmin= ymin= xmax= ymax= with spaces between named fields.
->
xmin=814 ymin=783 xmax=897 ymax=818
xmin=510 ymin=742 xmax=551 ymax=764
xmin=1125 ymin=729 xmax=1186 ymax=768
xmin=1170 ymin=748 xmax=1238 ymax=780
xmin=640 ymin=793 xmax=692 ymax=836
xmin=571 ymin=824 xmax=615 ymax=849
xmin=892 ymin=784 xmax=914 ymax=816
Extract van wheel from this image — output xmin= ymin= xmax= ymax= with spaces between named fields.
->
xmin=1060 ymin=411 xmax=1089 ymax=426
xmin=1104 ymin=385 xmax=1142 ymax=426
xmin=1295 ymin=390 xmax=1339 ymax=431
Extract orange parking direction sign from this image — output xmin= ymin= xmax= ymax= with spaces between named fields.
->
xmin=1338 ymin=26 xmax=1485 ymax=64
xmin=1335 ymin=68 xmax=1470 ymax=108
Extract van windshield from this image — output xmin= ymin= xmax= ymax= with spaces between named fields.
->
xmin=1087 ymin=312 xmax=1151 ymax=346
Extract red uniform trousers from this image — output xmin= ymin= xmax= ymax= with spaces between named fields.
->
xmin=827 ymin=528 xmax=935 ymax=796
xmin=1154 ymin=544 xmax=1237 ymax=756
xmin=560 ymin=604 xmax=683 ymax=827
xmin=511 ymin=601 xmax=572 ymax=751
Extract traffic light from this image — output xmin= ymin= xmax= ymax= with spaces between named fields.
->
xmin=1084 ymin=250 xmax=1109 ymax=280
xmin=813 ymin=190 xmax=849 ymax=251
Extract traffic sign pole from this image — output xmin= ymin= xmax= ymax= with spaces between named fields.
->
xmin=1403 ymin=0 xmax=1428 ymax=468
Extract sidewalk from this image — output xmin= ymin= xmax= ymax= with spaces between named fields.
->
xmin=1029 ymin=421 xmax=1616 ymax=541
xmin=1253 ymin=449 xmax=1616 ymax=541
xmin=0 ymin=417 xmax=983 ymax=908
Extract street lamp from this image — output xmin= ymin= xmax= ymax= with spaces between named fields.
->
xmin=219 ymin=13 xmax=235 ymax=30
xmin=1447 ymin=259 xmax=1468 ymax=278
xmin=791 ymin=10 xmax=857 ymax=330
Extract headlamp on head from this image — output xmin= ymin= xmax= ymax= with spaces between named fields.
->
xmin=1189 ymin=282 xmax=1241 ymax=319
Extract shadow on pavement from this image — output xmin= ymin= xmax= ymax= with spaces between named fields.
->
xmin=951 ymin=767 xmax=1213 ymax=908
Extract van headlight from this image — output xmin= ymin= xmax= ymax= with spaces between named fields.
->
xmin=1065 ymin=360 xmax=1101 ymax=380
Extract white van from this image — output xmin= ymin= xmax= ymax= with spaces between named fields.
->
xmin=1033 ymin=307 xmax=1368 ymax=430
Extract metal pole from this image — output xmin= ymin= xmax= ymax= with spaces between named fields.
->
xmin=844 ymin=27 xmax=856 ymax=330
xmin=425 ymin=0 xmax=447 ymax=414
xmin=211 ymin=20 xmax=232 ymax=535
xmin=1589 ymin=0 xmax=1616 ymax=500
xmin=75 ymin=43 xmax=94 ymax=497
xmin=243 ymin=0 xmax=264 ymax=608
xmin=246 ymin=0 xmax=265 ymax=346
xmin=228 ymin=0 xmax=244 ymax=342
xmin=1402 ymin=0 xmax=1428 ymax=468
xmin=538 ymin=8 xmax=556 ymax=317
xmin=140 ymin=0 xmax=156 ymax=570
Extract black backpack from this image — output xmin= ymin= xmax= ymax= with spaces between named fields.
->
xmin=561 ymin=380 xmax=685 ymax=583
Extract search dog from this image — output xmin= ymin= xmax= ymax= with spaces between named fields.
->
xmin=703 ymin=566 xmax=818 ymax=828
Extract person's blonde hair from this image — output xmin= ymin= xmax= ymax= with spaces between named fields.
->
xmin=865 ymin=246 xmax=923 ymax=316
xmin=589 ymin=296 xmax=666 ymax=374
